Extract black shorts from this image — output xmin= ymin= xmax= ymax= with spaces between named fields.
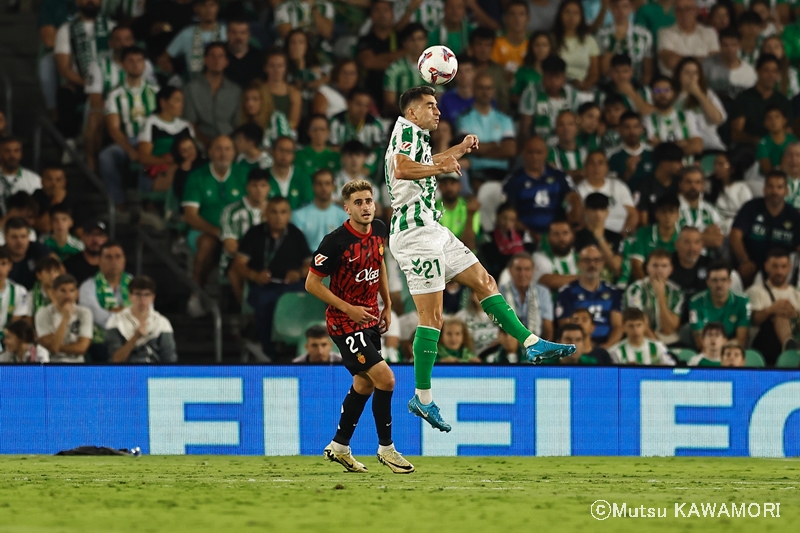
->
xmin=332 ymin=326 xmax=384 ymax=376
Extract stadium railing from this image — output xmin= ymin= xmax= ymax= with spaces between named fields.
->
xmin=134 ymin=226 xmax=223 ymax=363
xmin=32 ymin=115 xmax=116 ymax=239
xmin=0 ymin=71 xmax=11 ymax=135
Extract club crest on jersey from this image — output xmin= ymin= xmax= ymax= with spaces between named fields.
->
xmin=378 ymin=243 xmax=384 ymax=256
xmin=357 ymin=353 xmax=366 ymax=364
xmin=400 ymin=141 xmax=412 ymax=151
xmin=314 ymin=254 xmax=328 ymax=266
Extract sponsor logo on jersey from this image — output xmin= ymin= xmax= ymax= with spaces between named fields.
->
xmin=314 ymin=254 xmax=328 ymax=266
xmin=355 ymin=267 xmax=380 ymax=284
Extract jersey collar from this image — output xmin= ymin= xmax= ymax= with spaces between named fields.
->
xmin=396 ymin=116 xmax=429 ymax=135
xmin=345 ymin=220 xmax=372 ymax=238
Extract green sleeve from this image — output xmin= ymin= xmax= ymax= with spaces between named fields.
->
xmin=182 ymin=170 xmax=203 ymax=205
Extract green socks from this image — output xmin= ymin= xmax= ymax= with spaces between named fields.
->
xmin=413 ymin=326 xmax=440 ymax=390
xmin=481 ymin=293 xmax=537 ymax=347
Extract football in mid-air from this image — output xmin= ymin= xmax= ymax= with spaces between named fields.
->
xmin=417 ymin=45 xmax=458 ymax=85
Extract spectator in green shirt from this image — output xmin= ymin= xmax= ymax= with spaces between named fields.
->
xmin=435 ymin=174 xmax=480 ymax=250
xmin=232 ymin=123 xmax=273 ymax=172
xmin=688 ymin=322 xmax=725 ymax=367
xmin=383 ymin=22 xmax=429 ymax=117
xmin=627 ymin=193 xmax=680 ymax=282
xmin=266 ymin=136 xmax=313 ymax=211
xmin=181 ymin=135 xmax=248 ymax=316
xmin=295 ymin=115 xmax=340 ymax=178
xmin=689 ymin=262 xmax=751 ymax=349
xmin=43 ymin=205 xmax=84 ymax=262
xmin=756 ymin=104 xmax=796 ymax=175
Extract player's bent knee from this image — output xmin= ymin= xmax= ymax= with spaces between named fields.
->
xmin=353 ymin=374 xmax=375 ymax=395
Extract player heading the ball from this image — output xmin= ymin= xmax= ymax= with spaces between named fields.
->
xmin=384 ymin=86 xmax=576 ymax=433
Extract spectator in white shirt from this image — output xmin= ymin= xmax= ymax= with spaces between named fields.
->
xmin=575 ymin=151 xmax=638 ymax=235
xmin=0 ymin=138 xmax=42 ymax=212
xmin=657 ymin=0 xmax=719 ymax=77
xmin=35 ymin=274 xmax=93 ymax=363
xmin=0 ymin=320 xmax=49 ymax=363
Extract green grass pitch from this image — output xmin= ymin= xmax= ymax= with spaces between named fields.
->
xmin=0 ymin=456 xmax=796 ymax=533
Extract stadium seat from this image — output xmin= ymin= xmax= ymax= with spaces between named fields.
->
xmin=673 ymin=348 xmax=697 ymax=363
xmin=745 ymin=349 xmax=766 ymax=368
xmin=776 ymin=350 xmax=800 ymax=368
xmin=272 ymin=292 xmax=328 ymax=346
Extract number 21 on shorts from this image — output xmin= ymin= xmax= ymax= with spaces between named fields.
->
xmin=411 ymin=258 xmax=441 ymax=279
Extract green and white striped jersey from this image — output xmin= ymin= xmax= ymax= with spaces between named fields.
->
xmin=384 ymin=57 xmax=428 ymax=97
xmin=219 ymin=198 xmax=264 ymax=272
xmin=104 ymin=81 xmax=159 ymax=139
xmin=384 ymin=117 xmax=440 ymax=234
xmin=329 ymin=112 xmax=385 ymax=149
xmin=261 ymin=110 xmax=294 ymax=149
xmin=678 ymin=196 xmax=721 ymax=232
xmin=0 ymin=280 xmax=30 ymax=339
xmin=393 ymin=0 xmax=444 ymax=33
xmin=644 ymin=109 xmax=698 ymax=143
xmin=787 ymin=176 xmax=800 ymax=209
xmin=609 ymin=338 xmax=673 ymax=365
xmin=547 ymin=145 xmax=587 ymax=172
xmin=595 ymin=24 xmax=653 ymax=78
xmin=274 ymin=0 xmax=335 ymax=31
xmin=623 ymin=277 xmax=684 ymax=333
xmin=519 ymin=83 xmax=580 ymax=139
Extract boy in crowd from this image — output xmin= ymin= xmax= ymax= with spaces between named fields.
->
xmin=519 ymin=55 xmax=579 ymax=141
xmin=607 ymin=111 xmax=654 ymax=190
xmin=623 ymin=248 xmax=683 ymax=345
xmin=626 ymin=194 xmax=681 ymax=282
xmin=333 ymin=141 xmax=372 ymax=203
xmin=0 ymin=246 xmax=31 ymax=347
xmin=233 ymin=123 xmax=273 ymax=172
xmin=757 ymin=105 xmax=796 ymax=175
xmin=42 ymin=205 xmax=84 ymax=261
xmin=609 ymin=307 xmax=674 ymax=365
xmin=559 ymin=322 xmax=613 ymax=365
xmin=721 ymin=342 xmax=746 ymax=368
xmin=35 ymin=274 xmax=93 ymax=363
xmin=31 ymin=256 xmax=64 ymax=318
xmin=688 ymin=322 xmax=726 ymax=367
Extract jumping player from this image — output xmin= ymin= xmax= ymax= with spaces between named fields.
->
xmin=386 ymin=86 xmax=576 ymax=432
xmin=306 ymin=179 xmax=414 ymax=474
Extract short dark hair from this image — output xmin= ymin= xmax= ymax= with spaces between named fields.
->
xmin=507 ymin=252 xmax=534 ymax=270
xmin=577 ymin=102 xmax=600 ymax=115
xmin=558 ymin=323 xmax=585 ymax=341
xmin=0 ymin=136 xmax=21 ymax=148
xmin=6 ymin=191 xmax=37 ymax=214
xmin=469 ymin=26 xmax=496 ymax=45
xmin=204 ymin=41 xmax=227 ymax=57
xmin=653 ymin=142 xmax=684 ymax=165
xmin=49 ymin=203 xmax=73 ymax=219
xmin=232 ymin=122 xmax=264 ymax=147
xmin=495 ymin=201 xmax=517 ymax=216
xmin=307 ymin=113 xmax=329 ymax=128
xmin=707 ymin=261 xmax=732 ymax=276
xmin=646 ymin=248 xmax=673 ymax=263
xmin=5 ymin=217 xmax=29 ymax=231
xmin=719 ymin=27 xmax=741 ymax=41
xmin=247 ymin=167 xmax=270 ymax=183
xmin=311 ymin=168 xmax=334 ymax=185
xmin=347 ymin=87 xmax=372 ymax=102
xmin=764 ymin=103 xmax=788 ymax=119
xmin=508 ymin=0 xmax=530 ymax=13
xmin=679 ymin=165 xmax=704 ymax=182
xmin=766 ymin=247 xmax=791 ymax=261
xmin=5 ymin=319 xmax=34 ymax=344
xmin=651 ymin=74 xmax=676 ymax=91
xmin=610 ymin=53 xmax=633 ymax=68
xmin=765 ymin=169 xmax=788 ymax=184
xmin=120 ymin=46 xmax=146 ymax=62
xmin=53 ymin=273 xmax=78 ymax=290
xmin=541 ymin=55 xmax=567 ymax=74
xmin=129 ymin=275 xmax=157 ymax=294
xmin=0 ymin=246 xmax=11 ymax=262
xmin=341 ymin=139 xmax=371 ymax=156
xmin=399 ymin=22 xmax=427 ymax=43
xmin=756 ymin=53 xmax=780 ymax=71
xmin=602 ymin=92 xmax=626 ymax=109
xmin=737 ymin=10 xmax=762 ymax=26
xmin=305 ymin=324 xmax=329 ymax=339
xmin=273 ymin=135 xmax=295 ymax=149
xmin=100 ymin=241 xmax=125 ymax=256
xmin=654 ymin=193 xmax=680 ymax=212
xmin=622 ymin=307 xmax=645 ymax=323
xmin=702 ymin=322 xmax=726 ymax=337
xmin=34 ymin=255 xmax=63 ymax=274
xmin=584 ymin=192 xmax=610 ymax=210
xmin=619 ymin=110 xmax=641 ymax=124
xmin=399 ymin=86 xmax=436 ymax=114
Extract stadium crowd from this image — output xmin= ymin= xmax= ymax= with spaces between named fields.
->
xmin=0 ymin=0 xmax=799 ymax=367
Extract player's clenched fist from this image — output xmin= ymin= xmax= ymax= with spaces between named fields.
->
xmin=440 ymin=155 xmax=461 ymax=175
xmin=461 ymin=134 xmax=479 ymax=153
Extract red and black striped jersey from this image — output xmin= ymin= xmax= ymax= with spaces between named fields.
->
xmin=309 ymin=219 xmax=387 ymax=335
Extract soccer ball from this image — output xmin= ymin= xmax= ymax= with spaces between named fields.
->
xmin=417 ymin=45 xmax=458 ymax=85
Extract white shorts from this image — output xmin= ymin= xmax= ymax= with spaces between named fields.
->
xmin=389 ymin=224 xmax=479 ymax=295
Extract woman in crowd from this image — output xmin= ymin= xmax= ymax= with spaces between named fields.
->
xmin=513 ymin=31 xmax=552 ymax=96
xmin=760 ymin=36 xmax=798 ymax=99
xmin=553 ymin=0 xmax=600 ymax=91
xmin=312 ymin=58 xmax=360 ymax=118
xmin=285 ymin=29 xmax=328 ymax=108
xmin=705 ymin=152 xmax=753 ymax=233
xmin=137 ymin=86 xmax=196 ymax=191
xmin=240 ymin=80 xmax=294 ymax=147
xmin=168 ymin=133 xmax=206 ymax=210
xmin=436 ymin=318 xmax=480 ymax=363
xmin=263 ymin=50 xmax=302 ymax=130
xmin=0 ymin=320 xmax=49 ymax=363
xmin=673 ymin=57 xmax=727 ymax=152
xmin=707 ymin=2 xmax=733 ymax=33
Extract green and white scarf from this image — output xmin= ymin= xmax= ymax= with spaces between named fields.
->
xmin=93 ymin=272 xmax=132 ymax=342
xmin=190 ymin=24 xmax=222 ymax=74
xmin=0 ymin=282 xmax=16 ymax=343
xmin=619 ymin=340 xmax=659 ymax=365
xmin=1 ymin=169 xmax=23 ymax=207
xmin=31 ymin=282 xmax=51 ymax=317
xmin=548 ymin=146 xmax=587 ymax=172
xmin=69 ymin=15 xmax=111 ymax=80
xmin=98 ymin=53 xmax=126 ymax=95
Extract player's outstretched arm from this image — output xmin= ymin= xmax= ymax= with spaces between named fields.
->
xmin=306 ymin=271 xmax=378 ymax=325
xmin=392 ymin=153 xmax=461 ymax=180
xmin=433 ymin=134 xmax=479 ymax=164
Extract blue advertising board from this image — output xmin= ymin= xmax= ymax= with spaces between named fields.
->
xmin=1 ymin=366 xmax=799 ymax=457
